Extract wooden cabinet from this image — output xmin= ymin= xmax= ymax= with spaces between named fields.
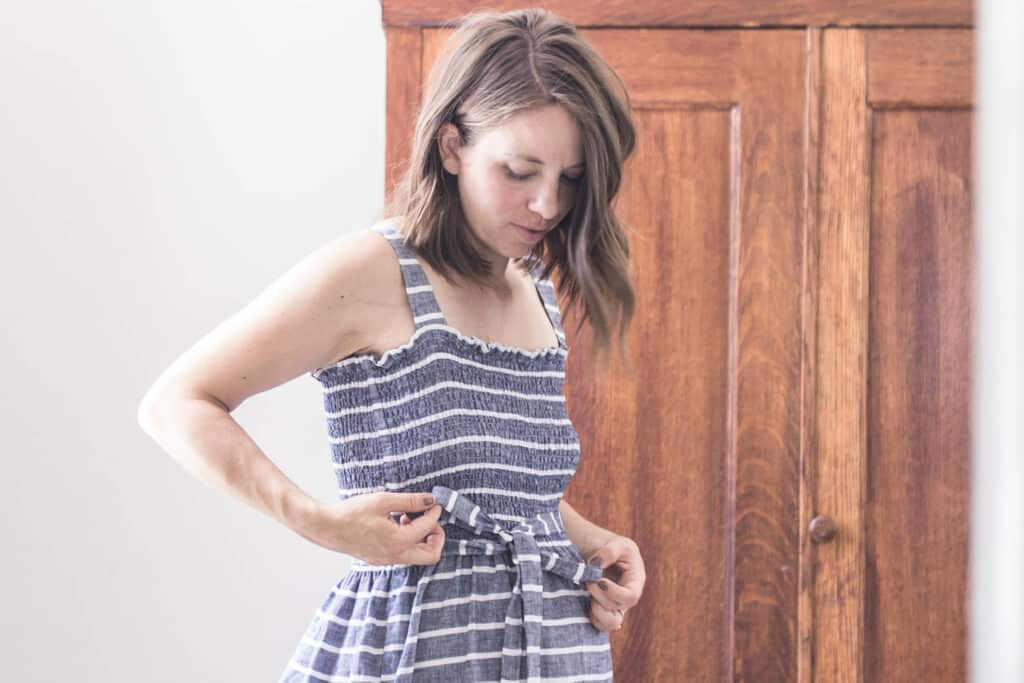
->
xmin=381 ymin=3 xmax=973 ymax=681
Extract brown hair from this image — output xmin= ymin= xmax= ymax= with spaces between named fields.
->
xmin=380 ymin=8 xmax=637 ymax=371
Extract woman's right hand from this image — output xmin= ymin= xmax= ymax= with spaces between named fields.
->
xmin=310 ymin=491 xmax=446 ymax=566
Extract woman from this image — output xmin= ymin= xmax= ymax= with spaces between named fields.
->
xmin=139 ymin=8 xmax=646 ymax=681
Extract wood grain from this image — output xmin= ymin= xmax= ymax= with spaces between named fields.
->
xmin=382 ymin=0 xmax=972 ymax=29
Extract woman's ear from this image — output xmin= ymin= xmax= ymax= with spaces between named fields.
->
xmin=437 ymin=122 xmax=463 ymax=175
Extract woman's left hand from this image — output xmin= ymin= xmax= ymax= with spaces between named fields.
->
xmin=584 ymin=535 xmax=646 ymax=633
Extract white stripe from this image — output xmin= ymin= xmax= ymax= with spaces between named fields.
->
xmin=405 ymin=284 xmax=433 ymax=294
xmin=323 ymin=586 xmax=544 ymax=618
xmin=538 ymin=515 xmax=552 ymax=535
xmin=301 ymin=633 xmax=406 ymax=655
xmin=413 ymin=311 xmax=444 ymax=324
xmin=308 ymin=614 xmax=595 ymax=653
xmin=395 ymin=650 xmax=505 ymax=673
xmin=328 ymin=578 xmax=589 ymax=607
xmin=330 ymin=407 xmax=570 ymax=445
xmin=502 ymin=643 xmax=612 ymax=657
xmin=284 ymin=660 xmax=613 ymax=683
xmin=336 ymin=462 xmax=577 ymax=497
xmin=454 ymin=487 xmax=568 ymax=502
xmin=285 ymin=659 xmax=382 ymax=682
xmin=327 ymin=379 xmax=565 ymax=418
xmin=413 ymin=590 xmax=516 ymax=612
xmin=333 ymin=435 xmax=579 ymax=471
xmin=324 ymin=350 xmax=563 ymax=391
xmin=387 ymin=644 xmax=611 ymax=679
xmin=345 ymin=559 xmax=513 ymax=578
xmin=313 ymin=609 xmax=411 ymax=628
xmin=509 ymin=586 xmax=586 ymax=599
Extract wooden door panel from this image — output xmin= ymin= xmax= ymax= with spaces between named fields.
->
xmin=580 ymin=107 xmax=736 ymax=682
xmin=554 ymin=30 xmax=808 ymax=681
xmin=815 ymin=27 xmax=973 ymax=683
xmin=866 ymin=107 xmax=972 ymax=683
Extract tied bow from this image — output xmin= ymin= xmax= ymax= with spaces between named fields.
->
xmin=428 ymin=485 xmax=603 ymax=682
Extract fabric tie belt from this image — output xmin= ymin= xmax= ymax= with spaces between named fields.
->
xmin=428 ymin=485 xmax=604 ymax=682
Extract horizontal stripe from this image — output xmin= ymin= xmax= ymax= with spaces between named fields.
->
xmin=333 ymin=435 xmax=578 ymax=471
xmin=302 ymin=614 xmax=596 ymax=653
xmin=286 ymin=648 xmax=612 ymax=683
xmin=336 ymin=461 xmax=577 ymax=496
xmin=325 ymin=574 xmax=589 ymax=607
xmin=322 ymin=350 xmax=564 ymax=393
xmin=312 ymin=591 xmax=590 ymax=631
xmin=328 ymin=406 xmax=571 ymax=445
xmin=286 ymin=659 xmax=613 ymax=683
xmin=326 ymin=379 xmax=565 ymax=419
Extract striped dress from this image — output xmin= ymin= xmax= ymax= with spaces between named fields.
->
xmin=279 ymin=220 xmax=613 ymax=682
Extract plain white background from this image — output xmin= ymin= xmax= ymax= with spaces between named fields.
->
xmin=1 ymin=1 xmax=385 ymax=679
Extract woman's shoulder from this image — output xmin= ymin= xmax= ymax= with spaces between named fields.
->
xmin=307 ymin=224 xmax=411 ymax=367
xmin=318 ymin=222 xmax=404 ymax=292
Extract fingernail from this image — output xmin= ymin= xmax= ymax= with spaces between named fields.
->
xmin=589 ymin=557 xmax=602 ymax=567
xmin=599 ymin=580 xmax=609 ymax=591
xmin=423 ymin=495 xmax=435 ymax=506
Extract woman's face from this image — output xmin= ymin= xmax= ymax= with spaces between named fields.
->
xmin=438 ymin=104 xmax=585 ymax=264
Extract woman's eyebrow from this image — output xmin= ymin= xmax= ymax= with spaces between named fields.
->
xmin=509 ymin=153 xmax=585 ymax=169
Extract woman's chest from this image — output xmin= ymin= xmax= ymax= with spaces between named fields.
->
xmin=367 ymin=267 xmax=559 ymax=357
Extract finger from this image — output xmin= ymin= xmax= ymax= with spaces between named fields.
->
xmin=395 ymin=504 xmax=442 ymax=542
xmin=587 ymin=577 xmax=627 ymax=611
xmin=589 ymin=598 xmax=624 ymax=632
xmin=400 ymin=524 xmax=445 ymax=564
xmin=383 ymin=491 xmax=440 ymax=515
xmin=615 ymin=565 xmax=647 ymax=594
xmin=408 ymin=522 xmax=445 ymax=554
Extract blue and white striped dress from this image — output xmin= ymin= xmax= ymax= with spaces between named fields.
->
xmin=279 ymin=220 xmax=613 ymax=682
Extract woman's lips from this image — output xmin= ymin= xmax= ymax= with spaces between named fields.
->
xmin=512 ymin=223 xmax=546 ymax=242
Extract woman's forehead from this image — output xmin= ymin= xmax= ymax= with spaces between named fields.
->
xmin=483 ymin=117 xmax=583 ymax=167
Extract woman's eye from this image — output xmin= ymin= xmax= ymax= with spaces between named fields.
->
xmin=505 ymin=168 xmax=582 ymax=185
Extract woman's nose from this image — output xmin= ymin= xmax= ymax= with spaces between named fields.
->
xmin=528 ymin=183 xmax=561 ymax=221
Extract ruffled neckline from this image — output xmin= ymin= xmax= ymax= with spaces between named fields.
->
xmin=311 ymin=322 xmax=566 ymax=378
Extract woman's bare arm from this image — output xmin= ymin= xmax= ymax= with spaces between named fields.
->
xmin=139 ymin=390 xmax=324 ymax=541
xmin=137 ymin=228 xmax=391 ymax=540
xmin=560 ymin=498 xmax=619 ymax=561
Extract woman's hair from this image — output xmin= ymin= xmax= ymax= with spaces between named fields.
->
xmin=380 ymin=8 xmax=637 ymax=371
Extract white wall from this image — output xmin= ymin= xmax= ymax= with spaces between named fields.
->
xmin=1 ymin=2 xmax=385 ymax=680
xmin=971 ymin=1 xmax=1024 ymax=681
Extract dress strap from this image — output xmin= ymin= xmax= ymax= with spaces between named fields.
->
xmin=528 ymin=262 xmax=568 ymax=349
xmin=371 ymin=221 xmax=448 ymax=331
